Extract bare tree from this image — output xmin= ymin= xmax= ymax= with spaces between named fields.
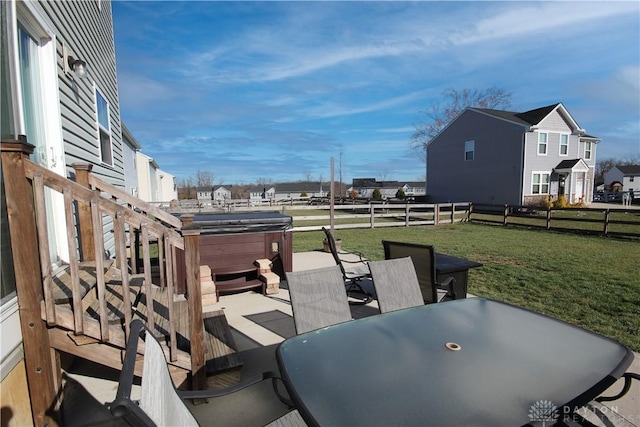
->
xmin=195 ymin=169 xmax=214 ymax=187
xmin=303 ymin=171 xmax=313 ymax=182
xmin=596 ymin=155 xmax=640 ymax=182
xmin=411 ymin=87 xmax=512 ymax=161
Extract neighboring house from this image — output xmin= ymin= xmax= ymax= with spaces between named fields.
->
xmin=157 ymin=169 xmax=177 ymax=203
xmin=196 ymin=186 xmax=213 ymax=201
xmin=604 ymin=165 xmax=640 ymax=193
xmin=135 ymin=152 xmax=177 ymax=204
xmin=213 ymin=186 xmax=231 ymax=203
xmin=273 ymin=181 xmax=329 ymax=199
xmin=136 ymin=151 xmax=159 ymax=203
xmin=249 ymin=186 xmax=276 ymax=202
xmin=426 ymin=103 xmax=599 ymax=206
xmin=122 ymin=124 xmax=141 ymax=197
xmin=349 ymin=178 xmax=426 ymax=199
xmin=1 ymin=0 xmax=125 ymax=422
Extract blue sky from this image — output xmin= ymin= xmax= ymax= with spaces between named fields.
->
xmin=112 ymin=1 xmax=640 ymax=185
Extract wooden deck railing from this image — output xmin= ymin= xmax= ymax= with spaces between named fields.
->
xmin=1 ymin=140 xmax=206 ymax=424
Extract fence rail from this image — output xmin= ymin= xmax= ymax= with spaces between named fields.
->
xmin=285 ymin=203 xmax=471 ymax=231
xmin=468 ymin=203 xmax=640 ymax=238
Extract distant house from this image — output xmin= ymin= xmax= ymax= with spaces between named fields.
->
xmin=213 ymin=186 xmax=231 ymax=204
xmin=122 ymin=124 xmax=141 ymax=197
xmin=273 ymin=181 xmax=329 ymax=199
xmin=196 ymin=187 xmax=213 ymax=201
xmin=349 ymin=178 xmax=426 ymax=200
xmin=426 ymin=103 xmax=599 ymax=205
xmin=136 ymin=152 xmax=177 ymax=203
xmin=249 ymin=186 xmax=276 ymax=202
xmin=604 ymin=165 xmax=640 ymax=193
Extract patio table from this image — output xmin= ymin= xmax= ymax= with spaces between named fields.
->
xmin=435 ymin=252 xmax=483 ymax=299
xmin=276 ymin=298 xmax=633 ymax=426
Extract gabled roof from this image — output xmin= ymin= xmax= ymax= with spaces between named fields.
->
xmin=555 ymin=159 xmax=589 ymax=172
xmin=616 ymin=165 xmax=640 ymax=175
xmin=471 ymin=103 xmax=588 ymax=135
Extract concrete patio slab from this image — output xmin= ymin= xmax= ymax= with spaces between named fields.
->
xmin=65 ymin=250 xmax=640 ymax=427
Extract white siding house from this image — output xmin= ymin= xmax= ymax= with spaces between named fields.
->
xmin=122 ymin=124 xmax=140 ymax=197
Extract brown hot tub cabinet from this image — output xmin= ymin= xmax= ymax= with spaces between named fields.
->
xmin=175 ymin=212 xmax=293 ymax=295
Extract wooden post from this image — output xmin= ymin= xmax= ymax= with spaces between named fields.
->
xmin=434 ymin=204 xmax=440 ymax=225
xmin=467 ymin=203 xmax=473 ymax=222
xmin=451 ymin=203 xmax=455 ymax=224
xmin=72 ymin=163 xmax=95 ymax=261
xmin=546 ymin=207 xmax=552 ymax=230
xmin=1 ymin=140 xmax=57 ymax=427
xmin=182 ymin=224 xmax=206 ymax=391
xmin=603 ymin=209 xmax=610 ymax=236
xmin=503 ymin=204 xmax=509 ymax=226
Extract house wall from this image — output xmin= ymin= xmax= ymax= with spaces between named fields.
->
xmin=157 ymin=169 xmax=177 ymax=202
xmin=522 ymin=110 xmax=595 ymax=204
xmin=136 ymin=152 xmax=153 ymax=201
xmin=427 ymin=109 xmax=525 ymax=205
xmin=1 ymin=0 xmax=123 ymax=419
xmin=122 ymin=141 xmax=138 ymax=197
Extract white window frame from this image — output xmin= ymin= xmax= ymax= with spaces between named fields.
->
xmin=537 ymin=132 xmax=548 ymax=156
xmin=584 ymin=141 xmax=592 ymax=160
xmin=464 ymin=140 xmax=475 ymax=161
xmin=95 ymin=86 xmax=113 ymax=165
xmin=532 ymin=172 xmax=550 ymax=195
xmin=559 ymin=134 xmax=569 ymax=156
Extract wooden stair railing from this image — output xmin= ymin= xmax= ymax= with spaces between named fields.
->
xmin=1 ymin=140 xmax=206 ymax=402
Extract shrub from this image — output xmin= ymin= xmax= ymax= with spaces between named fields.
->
xmin=372 ymin=188 xmax=382 ymax=200
xmin=396 ymin=188 xmax=406 ymax=200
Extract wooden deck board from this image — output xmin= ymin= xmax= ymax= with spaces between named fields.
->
xmin=51 ymin=260 xmax=114 ymax=304
xmin=85 ymin=277 xmax=144 ymax=324
xmin=134 ymin=288 xmax=242 ymax=374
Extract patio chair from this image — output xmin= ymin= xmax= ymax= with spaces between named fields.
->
xmin=285 ymin=265 xmax=352 ymax=334
xmin=110 ymin=319 xmax=305 ymax=426
xmin=382 ymin=240 xmax=456 ymax=304
xmin=322 ymin=227 xmax=372 ymax=303
xmin=368 ymin=257 xmax=424 ymax=313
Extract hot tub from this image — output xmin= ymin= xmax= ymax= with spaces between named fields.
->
xmin=174 ymin=212 xmax=293 ymax=294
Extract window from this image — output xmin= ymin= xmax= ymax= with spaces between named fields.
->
xmin=464 ymin=140 xmax=474 ymax=161
xmin=95 ymin=88 xmax=112 ymax=165
xmin=537 ymin=132 xmax=548 ymax=155
xmin=630 ymin=176 xmax=635 ymax=182
xmin=584 ymin=141 xmax=592 ymax=160
xmin=532 ymin=172 xmax=550 ymax=194
xmin=559 ymin=134 xmax=568 ymax=156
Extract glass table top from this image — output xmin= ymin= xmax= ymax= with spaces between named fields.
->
xmin=277 ymin=298 xmax=632 ymax=426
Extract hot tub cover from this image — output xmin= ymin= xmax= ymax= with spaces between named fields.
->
xmin=180 ymin=212 xmax=292 ymax=234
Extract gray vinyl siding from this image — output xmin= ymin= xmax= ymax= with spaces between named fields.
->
xmin=426 ymin=109 xmax=526 ymax=205
xmin=36 ymin=0 xmax=124 ymax=186
xmin=29 ymin=0 xmax=123 ymax=255
xmin=537 ymin=110 xmax=574 ymax=133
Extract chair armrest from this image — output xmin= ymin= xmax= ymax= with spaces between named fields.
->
xmin=436 ymin=276 xmax=457 ymax=300
xmin=177 ymin=371 xmax=280 ymax=399
xmin=596 ymin=372 xmax=640 ymax=403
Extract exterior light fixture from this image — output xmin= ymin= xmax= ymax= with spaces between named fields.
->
xmin=67 ymin=55 xmax=87 ymax=79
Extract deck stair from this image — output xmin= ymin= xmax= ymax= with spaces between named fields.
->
xmin=48 ymin=262 xmax=241 ymax=383
xmin=2 ymin=141 xmax=226 ymax=422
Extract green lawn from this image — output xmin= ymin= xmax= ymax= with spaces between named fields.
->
xmin=292 ymin=223 xmax=640 ymax=351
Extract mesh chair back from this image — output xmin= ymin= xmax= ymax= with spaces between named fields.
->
xmin=382 ymin=240 xmax=438 ymax=304
xmin=368 ymin=257 xmax=424 ymax=313
xmin=285 ymin=266 xmax=352 ymax=334
xmin=322 ymin=227 xmax=347 ymax=277
xmin=111 ymin=320 xmax=198 ymax=426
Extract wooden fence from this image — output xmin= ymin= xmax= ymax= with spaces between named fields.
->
xmin=285 ymin=203 xmax=472 ymax=231
xmin=468 ymin=203 xmax=640 ymax=239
